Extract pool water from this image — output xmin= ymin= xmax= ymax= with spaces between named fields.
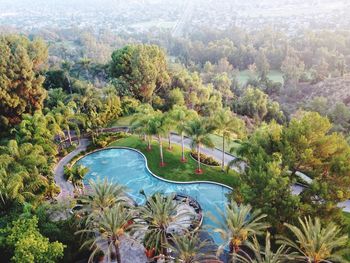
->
xmin=76 ymin=148 xmax=231 ymax=245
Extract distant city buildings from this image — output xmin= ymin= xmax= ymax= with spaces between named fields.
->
xmin=0 ymin=0 xmax=349 ymax=35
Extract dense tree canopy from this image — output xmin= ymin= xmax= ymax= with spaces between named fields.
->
xmin=0 ymin=35 xmax=48 ymax=128
xmin=110 ymin=44 xmax=170 ymax=102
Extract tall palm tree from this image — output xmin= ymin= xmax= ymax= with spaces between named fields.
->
xmin=278 ymin=217 xmax=348 ymax=263
xmin=214 ymin=201 xmax=269 ymax=256
xmin=213 ymin=108 xmax=246 ymax=171
xmin=170 ymin=106 xmax=198 ymax=162
xmin=184 ymin=119 xmax=215 ymax=174
xmin=234 ymin=232 xmax=294 ymax=263
xmin=164 ymin=111 xmax=176 ymax=150
xmin=52 ymin=101 xmax=77 ymax=145
xmin=77 ymin=204 xmax=134 ymax=263
xmin=147 ymin=112 xmax=168 ymax=166
xmin=131 ymin=104 xmax=155 ymax=150
xmin=77 ymin=178 xmax=127 ymax=225
xmin=167 ymin=232 xmax=220 ymax=263
xmin=138 ymin=193 xmax=191 ymax=257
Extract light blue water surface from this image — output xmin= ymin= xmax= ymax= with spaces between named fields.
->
xmin=77 ymin=148 xmax=231 ymax=245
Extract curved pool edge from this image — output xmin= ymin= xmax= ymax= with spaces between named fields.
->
xmin=73 ymin=146 xmax=233 ymax=191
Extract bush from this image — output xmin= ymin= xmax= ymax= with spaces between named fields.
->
xmin=94 ymin=132 xmax=128 ymax=147
xmin=190 ymin=151 xmax=220 ymax=166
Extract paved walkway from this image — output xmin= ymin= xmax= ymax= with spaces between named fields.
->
xmin=54 ymin=138 xmax=90 ymax=200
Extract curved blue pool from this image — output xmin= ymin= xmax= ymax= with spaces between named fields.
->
xmin=76 ymin=148 xmax=231 ymax=245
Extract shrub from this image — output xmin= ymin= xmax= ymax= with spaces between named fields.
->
xmin=190 ymin=151 xmax=220 ymax=166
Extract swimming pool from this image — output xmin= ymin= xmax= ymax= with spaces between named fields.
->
xmin=76 ymin=147 xmax=232 ymax=245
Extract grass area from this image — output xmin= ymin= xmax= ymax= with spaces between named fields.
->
xmin=107 ymin=115 xmax=134 ymax=127
xmin=237 ymin=70 xmax=284 ymax=85
xmin=209 ymin=134 xmax=240 ymax=155
xmin=108 ymin=116 xmax=241 ymax=155
xmin=109 ymin=135 xmax=240 ymax=187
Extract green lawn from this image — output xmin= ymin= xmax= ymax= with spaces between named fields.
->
xmin=110 ymin=136 xmax=240 ymax=187
xmin=107 ymin=115 xmax=134 ymax=127
xmin=209 ymin=134 xmax=240 ymax=155
xmin=237 ymin=70 xmax=284 ymax=85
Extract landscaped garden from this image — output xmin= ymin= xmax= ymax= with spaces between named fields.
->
xmin=1 ymin=35 xmax=350 ymax=263
xmin=109 ymin=135 xmax=239 ymax=187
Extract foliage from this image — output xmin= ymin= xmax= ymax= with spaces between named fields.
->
xmin=0 ymin=216 xmax=65 ymax=263
xmin=167 ymin=232 xmax=219 ymax=262
xmin=229 ymin=122 xmax=300 ymax=229
xmin=214 ymin=200 xmax=269 ymax=256
xmin=138 ymin=193 xmax=190 ymax=256
xmin=234 ymin=87 xmax=284 ymax=123
xmin=77 ymin=204 xmax=134 ymax=263
xmin=234 ymin=232 xmax=294 ymax=263
xmin=184 ymin=118 xmax=215 ymax=172
xmin=110 ymin=44 xmax=170 ymax=101
xmin=278 ymin=217 xmax=348 ymax=262
xmin=0 ymin=35 xmax=48 ymax=128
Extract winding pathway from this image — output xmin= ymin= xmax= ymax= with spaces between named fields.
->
xmin=53 ymin=129 xmax=350 ymax=212
xmin=54 ymin=138 xmax=90 ymax=200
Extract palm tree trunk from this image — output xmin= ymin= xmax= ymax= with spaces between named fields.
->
xmin=67 ymin=126 xmax=72 ymax=145
xmin=196 ymin=145 xmax=202 ymax=174
xmin=168 ymin=133 xmax=172 ymax=150
xmin=181 ymin=133 xmax=186 ymax=162
xmin=222 ymin=136 xmax=225 ymax=171
xmin=147 ymin=136 xmax=152 ymax=151
xmin=159 ymin=135 xmax=165 ymax=166
xmin=113 ymin=241 xmax=122 ymax=263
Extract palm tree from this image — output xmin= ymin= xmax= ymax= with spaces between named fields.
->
xmin=184 ymin=119 xmax=215 ymax=174
xmin=278 ymin=217 xmax=348 ymax=263
xmin=77 ymin=204 xmax=134 ymax=263
xmin=234 ymin=232 xmax=294 ymax=263
xmin=163 ymin=111 xmax=176 ymax=150
xmin=138 ymin=193 xmax=191 ymax=257
xmin=147 ymin=112 xmax=168 ymax=166
xmin=170 ymin=106 xmax=197 ymax=162
xmin=0 ymin=140 xmax=49 ymax=209
xmin=131 ymin=104 xmax=155 ymax=150
xmin=76 ymin=57 xmax=91 ymax=79
xmin=213 ymin=108 xmax=246 ymax=171
xmin=52 ymin=101 xmax=78 ymax=146
xmin=64 ymin=164 xmax=89 ymax=191
xmin=214 ymin=200 xmax=269 ymax=256
xmin=167 ymin=232 xmax=220 ymax=263
xmin=77 ymin=178 xmax=127 ymax=225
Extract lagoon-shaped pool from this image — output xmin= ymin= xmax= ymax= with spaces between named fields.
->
xmin=76 ymin=148 xmax=231 ymax=245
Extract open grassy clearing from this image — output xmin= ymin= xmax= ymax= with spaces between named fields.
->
xmin=237 ymin=69 xmax=284 ymax=85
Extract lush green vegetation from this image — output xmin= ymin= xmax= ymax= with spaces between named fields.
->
xmin=1 ymin=27 xmax=350 ymax=262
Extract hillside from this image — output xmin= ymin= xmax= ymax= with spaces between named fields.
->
xmin=277 ymin=76 xmax=350 ymax=115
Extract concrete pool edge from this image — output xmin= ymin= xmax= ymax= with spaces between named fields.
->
xmin=72 ymin=146 xmax=233 ymax=191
